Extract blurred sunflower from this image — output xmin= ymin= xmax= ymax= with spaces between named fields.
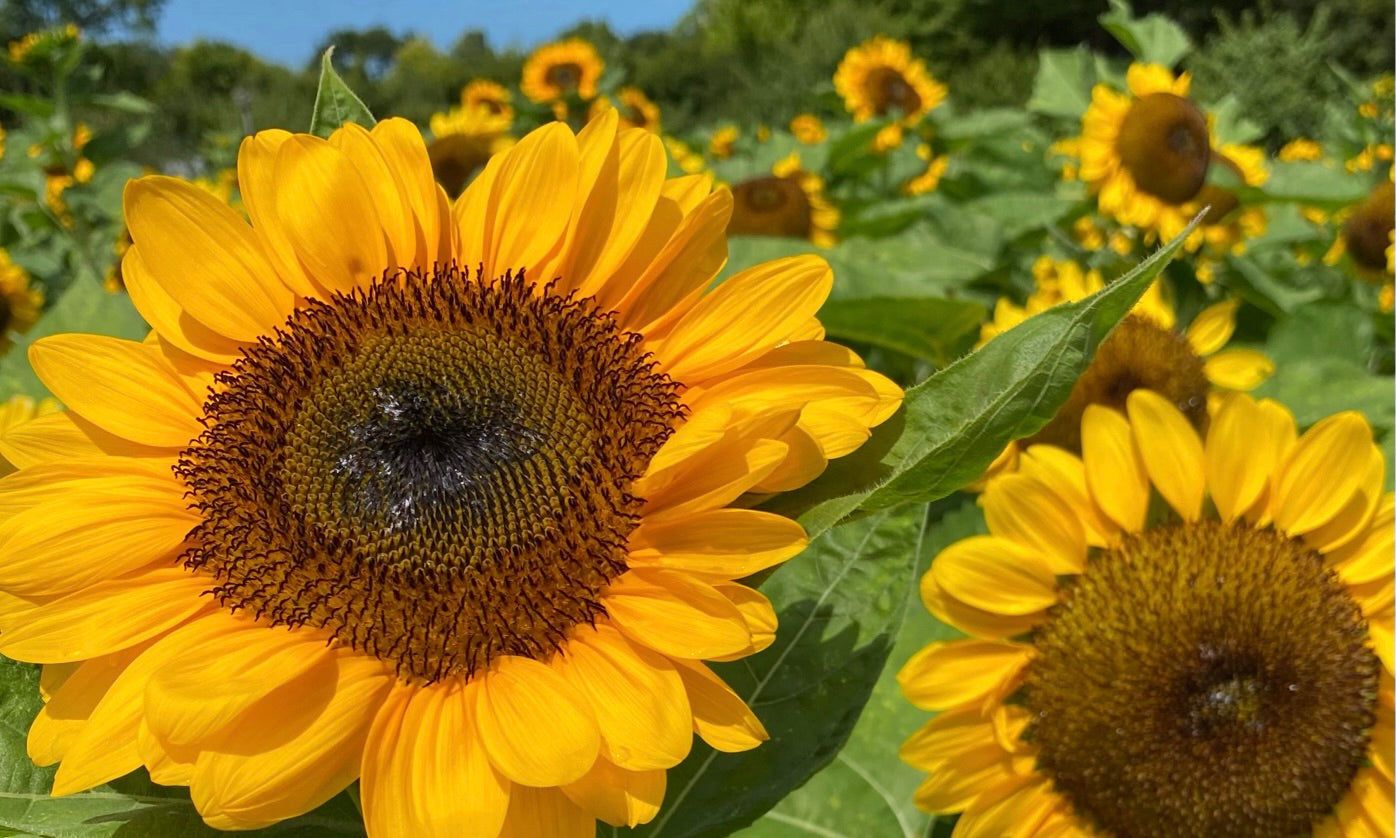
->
xmin=1327 ymin=178 xmax=1395 ymax=281
xmin=1278 ymin=138 xmax=1324 ymax=162
xmin=0 ymin=112 xmax=900 ymax=836
xmin=708 ymin=125 xmax=738 ymax=159
xmin=833 ymin=36 xmax=945 ymax=124
xmin=520 ymin=38 xmax=603 ymax=104
xmin=903 ymin=143 xmax=949 ymax=196
xmin=789 ymin=114 xmax=826 ymax=144
xmin=1079 ymin=64 xmax=1209 ymax=238
xmin=427 ymin=106 xmax=514 ymax=198
xmin=662 ymin=136 xmax=705 ymax=175
xmin=461 ymin=79 xmax=514 ymax=123
xmin=979 ymin=256 xmax=1272 ymax=459
xmin=0 ymin=248 xmax=43 ymax=349
xmin=1161 ymin=143 xmax=1269 ymax=263
xmin=727 ymin=152 xmax=839 ymax=247
xmin=591 ymin=87 xmax=660 ymax=133
xmin=1346 ymin=143 xmax=1393 ymax=174
xmin=900 ymin=391 xmax=1393 ymax=838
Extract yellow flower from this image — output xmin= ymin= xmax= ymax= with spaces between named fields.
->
xmin=461 ymin=79 xmax=514 ymax=124
xmin=592 ymin=87 xmax=660 ymax=133
xmin=871 ymin=122 xmax=904 ymax=152
xmin=662 ymin=135 xmax=705 ymax=174
xmin=0 ymin=248 xmax=43 ymax=347
xmin=1347 ymin=143 xmax=1394 ymax=173
xmin=1079 ymin=64 xmax=1209 ymax=239
xmin=728 ymin=152 xmax=839 ymax=248
xmin=520 ymin=38 xmax=604 ymax=103
xmin=900 ymin=391 xmax=1394 ymax=838
xmin=903 ymin=145 xmax=948 ymax=196
xmin=427 ymin=106 xmax=514 ymax=198
xmin=1328 ymin=179 xmax=1396 ymax=279
xmin=0 ymin=395 xmax=59 ymax=474
xmin=0 ymin=113 xmax=900 ymax=835
xmin=1049 ymin=137 xmax=1081 ymax=181
xmin=103 ymin=225 xmax=134 ymax=294
xmin=833 ymin=36 xmax=946 ymax=124
xmin=708 ymin=126 xmax=738 ymax=159
xmin=1278 ymin=138 xmax=1323 ymax=162
xmin=789 ymin=114 xmax=826 ymax=144
xmin=978 ymin=256 xmax=1272 ymax=456
xmin=1160 ymin=143 xmax=1270 ymax=260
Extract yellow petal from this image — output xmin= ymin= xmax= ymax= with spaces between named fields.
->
xmin=1203 ymin=348 xmax=1274 ymax=391
xmin=475 ymin=655 xmax=600 ymax=787
xmin=0 ymin=568 xmax=211 ymax=664
xmin=1081 ymin=404 xmax=1149 ymax=533
xmin=327 ymin=122 xmax=418 ymax=270
xmin=481 ymin=122 xmax=580 ymax=277
xmin=1184 ymin=299 xmax=1238 ymax=356
xmin=572 ymin=127 xmax=667 ymax=299
xmin=0 ymin=411 xmax=168 ymax=468
xmin=361 ymin=681 xmax=508 ymax=838
xmin=613 ymin=189 xmax=732 ymax=332
xmin=191 ymin=654 xmax=393 ymax=831
xmin=956 ymin=778 xmax=1058 ymax=838
xmin=123 ymin=177 xmax=293 ymax=341
xmin=658 ymin=255 xmax=833 ymax=384
xmin=638 ymin=437 xmax=788 ymax=523
xmin=897 ymin=640 xmax=1030 ymax=711
xmin=1303 ymin=447 xmax=1386 ymax=555
xmin=370 ymin=117 xmax=453 ymax=267
xmin=1126 ymin=390 xmax=1205 ymax=521
xmin=911 ymin=744 xmax=1027 ymax=813
xmin=1331 ymin=494 xmax=1395 ymax=585
xmin=982 ymin=474 xmax=1086 ymax=574
xmin=1016 ymin=445 xmax=1114 ymax=547
xmin=930 ymin=536 xmax=1059 ymax=617
xmin=29 ymin=643 xmax=146 ymax=766
xmin=899 ymin=705 xmax=995 ymax=771
xmin=1272 ymin=412 xmax=1377 ymax=536
xmin=1206 ymin=393 xmax=1271 ymax=523
xmin=561 ymin=756 xmax=665 ymax=828
xmin=919 ymin=571 xmax=1042 ymax=641
xmin=669 ymin=658 xmax=766 ymax=752
xmin=236 ymin=128 xmax=321 ymax=298
xmin=29 ymin=335 xmax=202 ymax=448
xmin=627 ymin=509 xmax=807 ymax=580
xmin=552 ymin=623 xmax=691 ymax=771
xmin=499 ymin=784 xmax=593 ymax=838
xmin=604 ymin=570 xmax=752 ymax=659
xmin=122 ymin=245 xmax=244 ymax=364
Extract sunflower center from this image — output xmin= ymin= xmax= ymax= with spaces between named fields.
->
xmin=176 ymin=266 xmax=683 ymax=683
xmin=545 ymin=62 xmax=582 ymax=91
xmin=867 ymin=67 xmax=921 ymax=116
xmin=1116 ymin=92 xmax=1210 ymax=205
xmin=1342 ymin=180 xmax=1395 ymax=272
xmin=1027 ymin=520 xmax=1379 ymax=838
xmin=728 ymin=176 xmax=811 ymax=239
xmin=427 ymin=135 xmax=493 ymax=198
xmin=1026 ymin=313 xmax=1208 ymax=452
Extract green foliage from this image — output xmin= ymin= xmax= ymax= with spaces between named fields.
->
xmin=309 ymin=47 xmax=375 ymax=137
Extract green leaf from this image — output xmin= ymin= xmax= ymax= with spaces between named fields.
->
xmin=1099 ymin=0 xmax=1192 ymax=67
xmin=1026 ymin=47 xmax=1095 ymax=119
xmin=936 ymin=109 xmax=1034 ymax=142
xmin=962 ymin=192 xmax=1075 ymax=239
xmin=626 ymin=504 xmax=930 ymax=838
xmin=309 ymin=47 xmax=375 ymax=139
xmin=1259 ymin=162 xmax=1370 ymax=207
xmin=741 ymin=498 xmax=986 ymax=838
xmin=818 ymin=297 xmax=985 ymax=367
xmin=1264 ymin=301 xmax=1376 ymax=370
xmin=771 ymin=212 xmax=1204 ymax=537
xmin=0 ymin=279 xmax=148 ymax=401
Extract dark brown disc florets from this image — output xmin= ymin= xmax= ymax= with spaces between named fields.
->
xmin=176 ymin=265 xmax=684 ymax=682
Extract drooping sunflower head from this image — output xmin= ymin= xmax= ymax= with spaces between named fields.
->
xmin=0 ymin=248 xmax=42 ymax=346
xmin=1 ymin=112 xmax=901 ymax=835
xmin=727 ymin=152 xmax=839 ymax=247
xmin=427 ymin=106 xmax=514 ymax=197
xmin=789 ymin=114 xmax=826 ymax=144
xmin=461 ymin=79 xmax=514 ymax=123
xmin=902 ymin=391 xmax=1394 ymax=838
xmin=833 ymin=36 xmax=946 ymax=123
xmin=1080 ymin=64 xmax=1212 ymax=235
xmin=1341 ymin=179 xmax=1396 ymax=276
xmin=520 ymin=38 xmax=604 ymax=103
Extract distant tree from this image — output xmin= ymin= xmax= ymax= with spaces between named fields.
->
xmin=0 ymin=0 xmax=165 ymax=40
xmin=311 ymin=26 xmax=406 ymax=81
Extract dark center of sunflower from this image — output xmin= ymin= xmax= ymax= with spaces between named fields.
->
xmin=1116 ymin=92 xmax=1211 ymax=205
xmin=1026 ymin=313 xmax=1208 ymax=452
xmin=176 ymin=266 xmax=683 ymax=683
xmin=728 ymin=176 xmax=812 ymax=240
xmin=1027 ymin=520 xmax=1379 ymax=838
xmin=480 ymin=98 xmax=505 ymax=115
xmin=1192 ymin=151 xmax=1245 ymax=222
xmin=545 ymin=62 xmax=582 ymax=91
xmin=0 ymin=292 xmax=12 ymax=335
xmin=867 ymin=67 xmax=922 ymax=116
xmin=1342 ymin=180 xmax=1395 ymax=273
xmin=427 ymin=135 xmax=494 ymax=198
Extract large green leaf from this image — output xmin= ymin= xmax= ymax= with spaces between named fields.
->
xmin=309 ymin=47 xmax=375 ymax=139
xmin=1259 ymin=162 xmax=1370 ymax=207
xmin=623 ymin=504 xmax=930 ymax=838
xmin=818 ymin=297 xmax=985 ymax=368
xmin=771 ymin=213 xmax=1203 ymax=537
xmin=1099 ymin=0 xmax=1192 ymax=67
xmin=1025 ymin=48 xmax=1094 ymax=119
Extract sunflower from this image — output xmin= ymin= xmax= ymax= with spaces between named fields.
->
xmin=1160 ymin=143 xmax=1269 ymax=261
xmin=833 ymin=36 xmax=946 ymax=124
xmin=1327 ymin=179 xmax=1395 ymax=279
xmin=461 ymin=80 xmax=514 ymax=124
xmin=978 ymin=256 xmax=1272 ymax=460
xmin=708 ymin=126 xmax=738 ymax=160
xmin=426 ymin=106 xmax=514 ymax=198
xmin=727 ymin=152 xmax=839 ymax=248
xmin=900 ymin=391 xmax=1394 ymax=837
xmin=591 ymin=87 xmax=660 ymax=133
xmin=904 ymin=143 xmax=949 ymax=196
xmin=1080 ymin=64 xmax=1210 ymax=238
xmin=0 ymin=248 xmax=43 ymax=348
xmin=0 ymin=111 xmax=900 ymax=836
xmin=520 ymin=38 xmax=603 ymax=104
xmin=789 ymin=114 xmax=826 ymax=144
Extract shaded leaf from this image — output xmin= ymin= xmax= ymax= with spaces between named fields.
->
xmin=1099 ymin=0 xmax=1192 ymax=67
xmin=818 ymin=297 xmax=985 ymax=367
xmin=308 ymin=47 xmax=375 ymax=138
xmin=1026 ymin=48 xmax=1094 ymax=119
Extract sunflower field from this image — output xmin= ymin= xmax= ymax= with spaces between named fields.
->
xmin=0 ymin=1 xmax=1390 ymax=836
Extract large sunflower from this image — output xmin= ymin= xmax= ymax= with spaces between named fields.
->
xmin=520 ymin=38 xmax=604 ymax=104
xmin=0 ymin=112 xmax=900 ymax=835
xmin=1079 ymin=64 xmax=1209 ymax=238
xmin=833 ymin=36 xmax=946 ymax=124
xmin=1160 ymin=142 xmax=1269 ymax=260
xmin=900 ymin=391 xmax=1394 ymax=837
xmin=727 ymin=153 xmax=839 ymax=248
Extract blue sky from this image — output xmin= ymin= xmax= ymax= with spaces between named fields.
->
xmin=156 ymin=0 xmax=694 ymax=67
